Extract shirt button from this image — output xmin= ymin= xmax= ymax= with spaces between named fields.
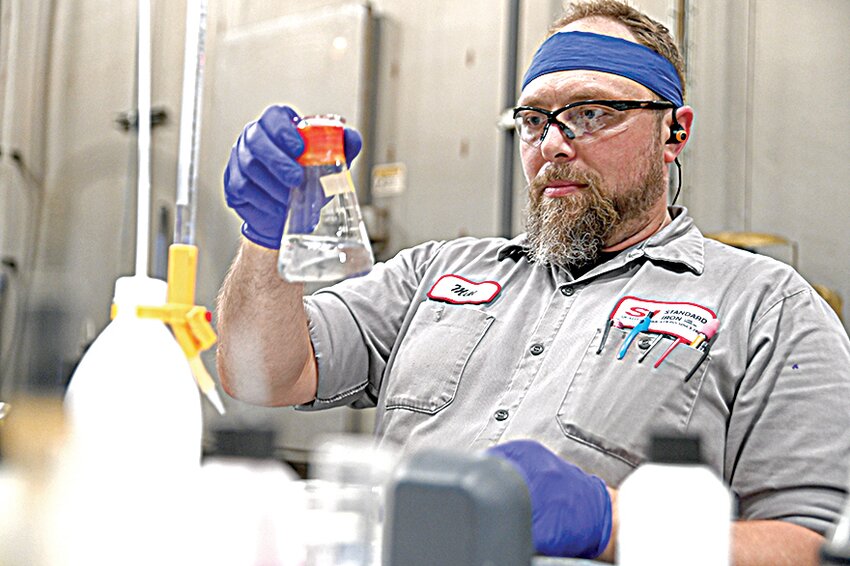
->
xmin=638 ymin=337 xmax=653 ymax=350
xmin=494 ymin=409 xmax=509 ymax=421
xmin=530 ymin=343 xmax=545 ymax=355
xmin=560 ymin=286 xmax=575 ymax=296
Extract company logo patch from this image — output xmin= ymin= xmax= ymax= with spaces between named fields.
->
xmin=611 ymin=295 xmax=717 ymax=343
xmin=427 ymin=274 xmax=501 ymax=305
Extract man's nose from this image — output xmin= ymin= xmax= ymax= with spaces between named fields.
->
xmin=539 ymin=124 xmax=577 ymax=162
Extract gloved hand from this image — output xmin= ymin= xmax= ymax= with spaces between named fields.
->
xmin=223 ymin=105 xmax=363 ymax=249
xmin=487 ymin=439 xmax=612 ymax=559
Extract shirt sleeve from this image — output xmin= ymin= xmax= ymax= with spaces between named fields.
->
xmin=296 ymin=240 xmax=447 ymax=411
xmin=726 ymin=284 xmax=850 ymax=535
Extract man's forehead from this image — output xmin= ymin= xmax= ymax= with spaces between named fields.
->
xmin=557 ymin=16 xmax=638 ymax=43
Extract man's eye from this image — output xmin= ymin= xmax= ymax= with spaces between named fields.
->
xmin=580 ymin=108 xmax=606 ymax=120
xmin=567 ymin=106 xmax=616 ymax=132
xmin=522 ymin=113 xmax=545 ymax=127
xmin=574 ymin=107 xmax=611 ymax=122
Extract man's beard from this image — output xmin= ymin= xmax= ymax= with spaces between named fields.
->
xmin=523 ymin=147 xmax=666 ymax=269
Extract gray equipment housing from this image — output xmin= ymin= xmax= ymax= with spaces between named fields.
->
xmin=383 ymin=448 xmax=533 ymax=566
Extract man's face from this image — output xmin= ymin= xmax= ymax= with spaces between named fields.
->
xmin=523 ymin=121 xmax=666 ymax=267
xmin=518 ymin=23 xmax=672 ymax=267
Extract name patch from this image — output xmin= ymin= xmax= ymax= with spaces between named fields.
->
xmin=427 ymin=274 xmax=501 ymax=305
xmin=611 ymin=295 xmax=717 ymax=343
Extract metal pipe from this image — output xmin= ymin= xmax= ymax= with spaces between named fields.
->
xmin=0 ymin=0 xmax=21 ymax=258
xmin=678 ymin=0 xmax=690 ymax=74
xmin=360 ymin=4 xmax=380 ymax=207
xmin=743 ymin=0 xmax=757 ymax=232
xmin=174 ymin=0 xmax=207 ymax=246
xmin=135 ymin=0 xmax=152 ymax=276
xmin=499 ymin=0 xmax=521 ymax=238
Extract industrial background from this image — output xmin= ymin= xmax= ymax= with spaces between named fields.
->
xmin=1 ymin=0 xmax=848 ymax=461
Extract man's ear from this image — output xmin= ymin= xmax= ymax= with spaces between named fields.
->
xmin=663 ymin=105 xmax=694 ymax=163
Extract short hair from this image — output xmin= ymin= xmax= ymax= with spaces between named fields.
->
xmin=548 ymin=0 xmax=686 ymax=99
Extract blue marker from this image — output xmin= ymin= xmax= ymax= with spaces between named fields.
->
xmin=618 ymin=313 xmax=653 ymax=360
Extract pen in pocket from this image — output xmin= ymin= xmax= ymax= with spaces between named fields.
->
xmin=653 ymin=335 xmax=687 ymax=368
xmin=596 ymin=302 xmax=625 ymax=355
xmin=596 ymin=319 xmax=615 ymax=355
xmin=682 ymin=319 xmax=720 ymax=382
xmin=637 ymin=334 xmax=664 ymax=363
xmin=618 ymin=313 xmax=653 ymax=360
xmin=684 ymin=340 xmax=714 ymax=382
xmin=654 ymin=319 xmax=719 ymax=369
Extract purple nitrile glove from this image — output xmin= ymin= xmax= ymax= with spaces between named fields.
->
xmin=487 ymin=439 xmax=612 ymax=559
xmin=223 ymin=105 xmax=362 ymax=249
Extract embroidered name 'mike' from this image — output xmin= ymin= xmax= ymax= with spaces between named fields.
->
xmin=427 ymin=274 xmax=502 ymax=305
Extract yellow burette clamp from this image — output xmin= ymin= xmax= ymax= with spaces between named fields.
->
xmin=136 ymin=244 xmax=225 ymax=415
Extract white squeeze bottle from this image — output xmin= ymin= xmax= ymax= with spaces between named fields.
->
xmin=62 ymin=275 xmax=202 ymax=564
xmin=618 ymin=434 xmax=732 ymax=566
xmin=65 ymin=275 xmax=202 ymax=465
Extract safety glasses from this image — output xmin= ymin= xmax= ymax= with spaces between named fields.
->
xmin=513 ymin=99 xmax=675 ymax=146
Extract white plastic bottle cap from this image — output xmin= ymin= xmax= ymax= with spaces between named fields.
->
xmin=112 ymin=276 xmax=167 ymax=312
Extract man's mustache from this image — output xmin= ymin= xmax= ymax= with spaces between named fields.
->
xmin=529 ymin=164 xmax=601 ymax=196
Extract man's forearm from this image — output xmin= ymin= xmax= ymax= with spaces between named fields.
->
xmin=731 ymin=520 xmax=823 ymax=566
xmin=597 ymin=488 xmax=822 ymax=565
xmin=596 ymin=487 xmax=618 ymax=562
xmin=215 ymin=239 xmax=317 ymax=406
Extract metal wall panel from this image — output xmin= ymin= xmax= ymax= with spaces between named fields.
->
xmin=748 ymin=0 xmax=849 ymax=321
xmin=6 ymin=0 xmax=140 ymax=394
xmin=686 ymin=0 xmax=849 ymax=324
xmin=685 ymin=0 xmax=752 ymax=232
xmin=367 ymin=0 xmax=507 ymax=255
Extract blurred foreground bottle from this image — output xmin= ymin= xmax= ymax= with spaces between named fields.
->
xmin=0 ymin=397 xmax=68 ymax=566
xmin=62 ymin=275 xmax=202 ymax=564
xmin=197 ymin=428 xmax=302 ymax=565
xmin=618 ymin=434 xmax=732 ymax=566
xmin=821 ymin=473 xmax=850 ymax=565
xmin=278 ymin=114 xmax=374 ymax=283
xmin=301 ymin=434 xmax=398 ymax=566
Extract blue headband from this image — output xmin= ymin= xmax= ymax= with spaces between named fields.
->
xmin=522 ymin=31 xmax=683 ymax=107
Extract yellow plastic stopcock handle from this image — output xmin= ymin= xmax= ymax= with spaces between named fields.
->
xmin=187 ymin=307 xmax=216 ymax=351
xmin=131 ymin=243 xmax=217 ymax=358
xmin=110 ymin=244 xmax=200 ymax=321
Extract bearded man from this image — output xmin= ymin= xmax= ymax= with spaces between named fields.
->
xmin=216 ymin=1 xmax=850 ymax=564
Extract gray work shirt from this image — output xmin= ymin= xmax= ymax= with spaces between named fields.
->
xmin=301 ymin=207 xmax=850 ymax=535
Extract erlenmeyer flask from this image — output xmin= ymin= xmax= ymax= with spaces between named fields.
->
xmin=278 ymin=114 xmax=374 ymax=283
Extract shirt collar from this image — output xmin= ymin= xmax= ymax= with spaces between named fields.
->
xmin=639 ymin=206 xmax=705 ymax=275
xmin=497 ymin=233 xmax=530 ymax=262
xmin=496 ymin=206 xmax=705 ymax=274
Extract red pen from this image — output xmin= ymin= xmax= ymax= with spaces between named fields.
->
xmin=653 ymin=336 xmax=687 ymax=369
xmin=654 ymin=319 xmax=719 ymax=369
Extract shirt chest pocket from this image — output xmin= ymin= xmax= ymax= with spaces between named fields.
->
xmin=385 ymin=301 xmax=495 ymax=415
xmin=557 ymin=327 xmax=710 ymax=468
